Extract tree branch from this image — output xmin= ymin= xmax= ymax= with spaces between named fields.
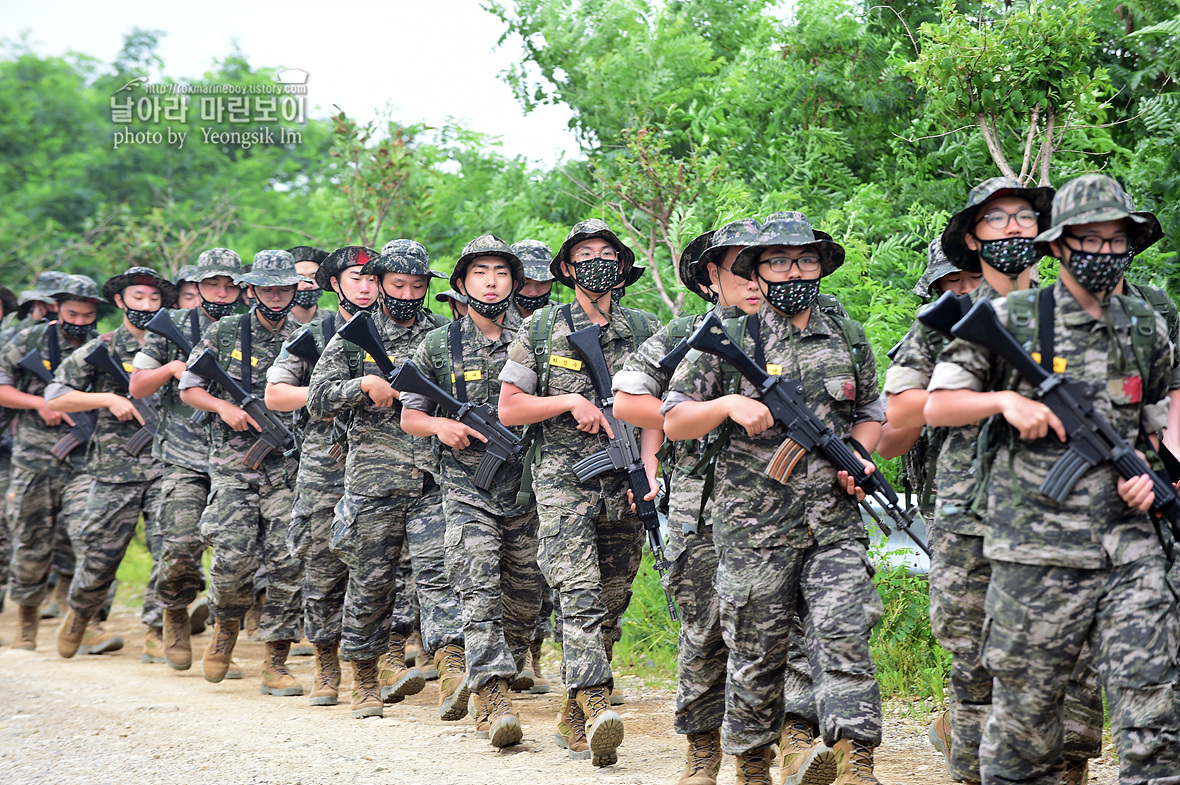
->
xmin=977 ymin=113 xmax=1017 ymax=179
xmin=1018 ymin=103 xmax=1041 ymax=184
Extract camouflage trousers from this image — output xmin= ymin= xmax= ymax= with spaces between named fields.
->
xmin=6 ymin=464 xmax=86 ymax=607
xmin=331 ymin=479 xmax=462 ymax=662
xmin=289 ymin=484 xmax=347 ymax=645
xmin=199 ymin=466 xmax=303 ymax=642
xmin=532 ymin=574 xmax=557 ymax=642
xmin=444 ymin=499 xmax=542 ymax=691
xmin=929 ymin=527 xmax=1103 ymax=782
xmin=980 ymin=557 xmax=1180 ymax=785
xmin=155 ymin=464 xmax=210 ymax=610
xmin=395 ymin=549 xmax=420 ymax=640
xmin=0 ymin=450 xmax=11 ymax=594
xmin=717 ymin=540 xmax=883 ymax=756
xmin=66 ymin=475 xmax=163 ymax=623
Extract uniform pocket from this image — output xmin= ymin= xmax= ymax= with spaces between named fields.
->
xmin=823 ymin=375 xmax=857 ymax=402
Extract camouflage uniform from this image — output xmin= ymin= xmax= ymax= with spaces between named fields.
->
xmin=403 ymin=310 xmax=542 ymax=691
xmin=267 ymin=312 xmax=348 ymax=645
xmin=931 ymin=276 xmax=1180 ymax=783
xmin=45 ymin=324 xmax=163 ymax=623
xmin=663 ymin=303 xmax=885 ymax=756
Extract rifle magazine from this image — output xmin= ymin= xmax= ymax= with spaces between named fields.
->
xmin=1039 ymin=448 xmax=1094 ymax=503
xmin=766 ymin=439 xmax=806 ymax=484
xmin=51 ymin=435 xmax=82 ymax=461
xmin=473 ymin=452 xmax=501 ymax=491
xmin=243 ymin=439 xmax=274 ymax=470
xmin=125 ymin=428 xmax=154 ymax=457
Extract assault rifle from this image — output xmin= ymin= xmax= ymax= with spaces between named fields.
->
xmin=657 ymin=336 xmax=691 ymax=376
xmin=949 ymin=297 xmax=1180 ymax=557
xmin=83 ymin=342 xmax=158 ymax=457
xmin=565 ymin=325 xmax=679 ymax=621
xmin=687 ymin=311 xmax=930 ymax=556
xmin=389 ymin=360 xmax=522 ymax=490
xmin=337 ymin=313 xmax=396 ymax=380
xmin=187 ymin=349 xmax=294 ymax=469
xmin=916 ymin=290 xmax=973 ymax=338
xmin=144 ymin=309 xmax=207 ymax=425
xmin=285 ymin=329 xmax=322 ymax=367
xmin=16 ymin=349 xmax=98 ymax=461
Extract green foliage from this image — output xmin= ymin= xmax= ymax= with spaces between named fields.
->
xmin=868 ymin=557 xmax=950 ymax=701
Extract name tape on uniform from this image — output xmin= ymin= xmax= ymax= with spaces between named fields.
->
xmin=1029 ymin=353 xmax=1068 ymax=373
xmin=230 ymin=349 xmax=259 ymax=366
xmin=450 ymin=370 xmax=482 ymax=383
xmin=549 ymin=355 xmax=582 ymax=371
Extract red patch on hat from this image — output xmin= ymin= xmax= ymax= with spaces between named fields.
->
xmin=842 ymin=379 xmax=856 ymax=400
xmin=353 ymin=250 xmax=371 ymax=266
xmin=132 ymin=275 xmax=157 ymax=286
xmin=1123 ymin=375 xmax=1142 ymax=404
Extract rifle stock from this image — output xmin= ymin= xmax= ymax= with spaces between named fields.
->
xmin=17 ymin=351 xmax=53 ymax=385
xmin=143 ymin=309 xmax=207 ymax=425
xmin=916 ymin=291 xmax=973 ymax=338
xmin=285 ymin=330 xmax=321 ymax=366
xmin=83 ymin=343 xmax=159 ymax=457
xmin=337 ymin=314 xmax=397 ymax=378
xmin=657 ymin=336 xmax=691 ymax=376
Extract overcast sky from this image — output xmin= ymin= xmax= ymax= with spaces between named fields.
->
xmin=4 ymin=0 xmax=582 ymax=165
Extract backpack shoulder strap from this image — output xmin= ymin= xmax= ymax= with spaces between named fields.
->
xmin=816 ymin=292 xmax=850 ymax=319
xmin=529 ymin=305 xmax=561 ymax=397
xmin=1114 ymin=293 xmax=1158 ymax=383
xmin=423 ymin=323 xmax=452 ymax=391
xmin=828 ymin=313 xmax=869 ymax=388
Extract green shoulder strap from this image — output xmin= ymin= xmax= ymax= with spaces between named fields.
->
xmin=215 ymin=314 xmax=241 ymax=373
xmin=423 ymin=324 xmax=452 ymax=392
xmin=529 ymin=304 xmax=562 ymax=397
xmin=815 ymin=292 xmax=850 ymax=319
xmin=831 ymin=314 xmax=869 ymax=389
xmin=666 ymin=313 xmax=697 ymax=349
xmin=1114 ymin=293 xmax=1158 ymax=385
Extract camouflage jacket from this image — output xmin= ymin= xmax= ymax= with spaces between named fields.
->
xmin=267 ymin=311 xmax=347 ymax=493
xmin=402 ymin=313 xmax=528 ymax=516
xmin=931 ymin=278 xmax=1171 ymax=569
xmin=132 ymin=307 xmax=214 ymax=473
xmin=663 ymin=307 xmax=884 ymax=549
xmin=0 ymin=320 xmax=97 ymax=473
xmin=178 ymin=310 xmax=300 ymax=483
xmin=305 ymin=308 xmax=444 ymax=497
xmin=45 ymin=325 xmax=161 ymax=484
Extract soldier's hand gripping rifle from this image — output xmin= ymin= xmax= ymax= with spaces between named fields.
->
xmin=83 ymin=342 xmax=158 ymax=457
xmin=565 ymin=325 xmax=679 ymax=621
xmin=187 ymin=349 xmax=295 ymax=469
xmin=144 ymin=308 xmax=207 ymax=425
xmin=687 ymin=311 xmax=930 ymax=556
xmin=388 ymin=360 xmax=522 ymax=490
xmin=917 ymin=290 xmax=974 ymax=338
xmin=949 ymin=298 xmax=1180 ymax=556
xmin=17 ymin=349 xmax=98 ymax=461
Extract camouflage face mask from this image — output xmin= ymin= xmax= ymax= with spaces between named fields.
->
xmin=125 ymin=307 xmax=159 ymax=330
xmin=293 ymin=288 xmax=322 ymax=308
xmin=570 ymin=258 xmax=620 ymax=294
xmin=1066 ymin=249 xmax=1133 ymax=295
xmin=468 ymin=294 xmax=512 ymax=320
xmin=59 ymin=319 xmax=95 ymax=340
xmin=255 ymin=299 xmax=295 ymax=323
xmin=514 ymin=291 xmax=550 ymax=311
xmin=337 ymin=292 xmax=376 ymax=316
xmin=611 ymin=287 xmax=625 ymax=307
xmin=762 ymin=278 xmax=819 ymax=316
xmin=977 ymin=236 xmax=1039 ymax=275
xmin=201 ymin=298 xmax=239 ymax=319
xmin=383 ymin=292 xmax=424 ymax=321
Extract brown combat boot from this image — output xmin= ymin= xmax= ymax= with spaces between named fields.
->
xmin=476 ymin=677 xmax=523 ymax=748
xmin=163 ymin=607 xmax=192 ymax=670
xmin=928 ymin=710 xmax=951 ymax=774
xmin=41 ymin=574 xmax=71 ymax=619
xmin=202 ymin=618 xmax=241 ymax=683
xmin=380 ymin=633 xmax=426 ymax=703
xmin=736 ymin=746 xmax=775 ymax=785
xmin=78 ymin=623 xmax=124 ymax=655
xmin=56 ymin=608 xmax=90 ymax=658
xmin=528 ymin=639 xmax=551 ymax=694
xmin=832 ymin=739 xmax=880 ymax=785
xmin=188 ymin=596 xmax=210 ymax=635
xmin=470 ymin=692 xmax=491 ymax=738
xmin=350 ymin=658 xmax=384 ymax=719
xmin=404 ymin=630 xmax=424 ymax=666
xmin=1060 ymin=759 xmax=1090 ymax=785
xmin=309 ymin=643 xmax=342 ymax=706
xmin=677 ymin=728 xmax=722 ymax=785
xmin=781 ymin=720 xmax=835 ymax=785
xmin=554 ymin=693 xmax=592 ymax=759
xmin=510 ymin=648 xmax=535 ymax=693
xmin=260 ymin=641 xmax=304 ymax=696
xmin=142 ymin=627 xmax=166 ymax=663
xmin=576 ymin=685 xmax=624 ymax=767
xmin=12 ymin=604 xmax=40 ymax=650
xmin=435 ymin=643 xmax=470 ymax=721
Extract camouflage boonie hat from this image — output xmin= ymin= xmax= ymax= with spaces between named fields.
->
xmin=435 ymin=288 xmax=469 ymax=305
xmin=696 ymin=219 xmax=761 ymax=276
xmin=913 ymin=239 xmax=960 ymax=299
xmin=1034 ymin=175 xmax=1163 ymax=256
xmin=361 ymin=239 xmax=446 ymax=279
xmin=316 ymin=246 xmax=378 ymax=290
xmin=287 ymin=245 xmax=329 ymax=264
xmin=102 ymin=266 xmax=178 ymax=308
xmin=732 ymin=212 xmax=845 ymax=279
xmin=235 ymin=250 xmax=312 ymax=287
xmin=941 ymin=177 xmax=1054 ymax=272
xmin=550 ymin=219 xmax=636 ymax=288
xmin=18 ymin=271 xmax=70 ymax=308
xmin=677 ymin=230 xmax=716 ymax=302
xmin=55 ymin=274 xmax=102 ymax=303
xmin=620 ymin=264 xmax=645 ymax=288
xmin=173 ymin=265 xmax=198 ymax=285
xmin=511 ymin=239 xmax=555 ymax=282
xmin=450 ymin=234 xmax=525 ymax=292
xmin=193 ymin=248 xmax=245 ymax=281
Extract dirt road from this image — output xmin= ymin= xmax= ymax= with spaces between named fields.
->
xmin=0 ymin=607 xmax=1120 ymax=784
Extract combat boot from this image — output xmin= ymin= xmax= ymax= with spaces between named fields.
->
xmin=1060 ymin=759 xmax=1090 ymax=785
xmin=677 ymin=728 xmax=722 ymax=785
xmin=78 ymin=623 xmax=124 ymax=655
xmin=244 ymin=591 xmax=263 ymax=639
xmin=41 ymin=573 xmax=71 ymax=619
xmin=554 ymin=693 xmax=592 ymax=760
xmin=309 ymin=643 xmax=342 ymax=706
xmin=781 ymin=720 xmax=835 ymax=785
xmin=202 ymin=617 xmax=241 ymax=683
xmin=510 ymin=650 xmax=535 ymax=693
xmin=163 ymin=606 xmax=192 ymax=670
xmin=404 ymin=630 xmax=424 ymax=666
xmin=379 ymin=633 xmax=426 ymax=703
xmin=528 ymin=639 xmax=551 ymax=694
xmin=142 ymin=627 xmax=166 ymax=663
xmin=928 ymin=710 xmax=951 ymax=774
xmin=260 ymin=641 xmax=304 ymax=696
xmin=576 ymin=685 xmax=624 ymax=767
xmin=470 ymin=692 xmax=491 ymax=738
xmin=56 ymin=608 xmax=90 ymax=658
xmin=12 ymin=604 xmax=39 ymax=650
xmin=476 ymin=677 xmax=523 ymax=748
xmin=435 ymin=643 xmax=470 ymax=721
xmin=736 ymin=746 xmax=775 ymax=785
xmin=349 ymin=658 xmax=384 ymax=719
xmin=188 ymin=596 xmax=210 ymax=635
xmin=831 ymin=739 xmax=880 ymax=785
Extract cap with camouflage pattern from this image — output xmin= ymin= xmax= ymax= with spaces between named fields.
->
xmin=732 ymin=213 xmax=844 ymax=279
xmin=316 ymin=246 xmax=378 ymax=290
xmin=173 ymin=265 xmax=198 ymax=285
xmin=912 ymin=238 xmax=959 ymax=299
xmin=435 ymin=288 xmax=469 ymax=305
xmin=235 ymin=250 xmax=312 ymax=287
xmin=678 ymin=230 xmax=716 ymax=303
xmin=361 ymin=239 xmax=446 ymax=279
xmin=32 ymin=271 xmax=71 ymax=300
xmin=55 ymin=274 xmax=102 ymax=303
xmin=695 ymin=220 xmax=761 ymax=280
xmin=1034 ymin=174 xmax=1163 ymax=256
xmin=549 ymin=219 xmax=636 ymax=288
xmin=193 ymin=248 xmax=245 ymax=281
xmin=102 ymin=266 xmax=178 ymax=308
xmin=941 ymin=177 xmax=1054 ymax=272
xmin=511 ymin=239 xmax=555 ymax=283
xmin=287 ymin=246 xmax=329 ymax=264
xmin=450 ymin=234 xmax=525 ymax=292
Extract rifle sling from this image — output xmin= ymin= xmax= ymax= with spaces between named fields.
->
xmin=240 ymin=312 xmax=252 ymax=391
xmin=1038 ymin=287 xmax=1055 ymax=373
xmin=47 ymin=323 xmax=61 ymax=371
xmin=745 ymin=313 xmax=767 ymax=372
xmin=448 ymin=320 xmax=467 ymax=403
xmin=189 ymin=307 xmax=201 ymax=349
